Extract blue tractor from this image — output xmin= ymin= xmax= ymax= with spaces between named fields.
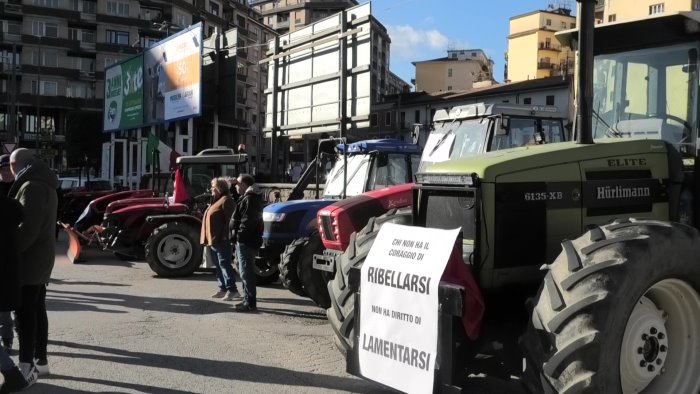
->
xmin=262 ymin=139 xmax=422 ymax=307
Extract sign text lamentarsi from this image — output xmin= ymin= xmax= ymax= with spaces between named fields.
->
xmin=359 ymin=224 xmax=459 ymax=394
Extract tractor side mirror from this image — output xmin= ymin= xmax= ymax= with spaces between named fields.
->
xmin=497 ymin=117 xmax=509 ymax=135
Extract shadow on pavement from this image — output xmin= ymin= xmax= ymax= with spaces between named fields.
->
xmin=48 ymin=340 xmax=382 ymax=393
xmin=257 ymin=296 xmax=318 ymax=307
xmin=49 ymin=278 xmax=130 ymax=287
xmin=46 ymin=288 xmax=235 ymax=315
xmin=34 ymin=375 xmax=198 ymax=394
xmin=256 ymin=307 xmax=327 ymax=320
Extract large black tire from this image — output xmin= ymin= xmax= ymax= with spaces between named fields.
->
xmin=326 ymin=208 xmax=413 ymax=353
xmin=279 ymin=238 xmax=307 ymax=297
xmin=523 ymin=219 xmax=700 ymax=394
xmin=145 ymin=222 xmax=202 ymax=277
xmin=297 ymin=231 xmax=331 ymax=308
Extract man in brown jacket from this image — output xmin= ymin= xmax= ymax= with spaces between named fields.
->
xmin=200 ymin=177 xmax=238 ymax=301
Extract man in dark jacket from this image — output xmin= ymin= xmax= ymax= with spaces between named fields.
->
xmin=8 ymin=148 xmax=58 ymax=380
xmin=0 ymin=196 xmax=38 ymax=391
xmin=230 ymin=174 xmax=263 ymax=312
xmin=0 ymin=154 xmax=16 ymax=353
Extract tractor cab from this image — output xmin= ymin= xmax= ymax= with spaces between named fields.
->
xmin=172 ymin=149 xmax=248 ymax=205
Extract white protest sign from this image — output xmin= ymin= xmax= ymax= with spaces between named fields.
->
xmin=359 ymin=223 xmax=460 ymax=394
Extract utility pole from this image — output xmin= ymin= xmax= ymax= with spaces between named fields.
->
xmin=270 ymin=36 xmax=279 ymax=182
xmin=8 ymin=43 xmax=17 ymax=145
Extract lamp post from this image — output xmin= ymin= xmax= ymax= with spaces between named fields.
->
xmin=35 ymin=35 xmax=42 ymax=156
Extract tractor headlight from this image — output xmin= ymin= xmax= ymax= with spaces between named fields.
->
xmin=416 ymin=173 xmax=476 ymax=186
xmin=263 ymin=212 xmax=286 ymax=222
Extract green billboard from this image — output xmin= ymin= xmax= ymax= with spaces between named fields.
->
xmin=103 ymin=54 xmax=144 ymax=132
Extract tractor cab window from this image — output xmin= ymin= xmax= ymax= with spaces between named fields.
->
xmin=323 ymin=154 xmax=371 ymax=198
xmin=593 ymin=42 xmax=699 ymax=156
xmin=368 ymin=153 xmax=413 ymax=190
xmin=182 ymin=164 xmax=217 ymax=199
xmin=419 ymin=118 xmax=491 ymax=173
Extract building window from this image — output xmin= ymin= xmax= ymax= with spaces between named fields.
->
xmin=41 ymin=51 xmax=58 ymax=67
xmin=546 ymin=95 xmax=555 ymax=105
xmin=384 ymin=112 xmax=391 ymax=126
xmin=106 ymin=30 xmax=129 ymax=45
xmin=32 ymin=21 xmax=58 ymax=38
xmin=649 ymin=3 xmax=664 ymax=15
xmin=371 ymin=113 xmax=378 ymax=127
xmin=34 ymin=0 xmax=58 ymax=7
xmin=447 ymin=86 xmax=452 ymax=91
xmin=523 ymin=97 xmax=532 ymax=104
xmin=175 ymin=12 xmax=189 ymax=28
xmin=83 ymin=0 xmax=96 ymax=14
xmin=608 ymin=14 xmax=617 ymax=22
xmin=400 ymin=112 xmax=406 ymax=128
xmin=210 ymin=1 xmax=220 ymax=16
xmin=561 ymin=21 xmax=567 ymax=28
xmin=104 ymin=57 xmax=118 ymax=68
xmin=33 ymin=80 xmax=57 ymax=96
xmin=106 ymin=1 xmax=129 ymax=17
xmin=82 ymin=30 xmax=95 ymax=43
xmin=6 ymin=22 xmax=21 ymax=36
xmin=447 ymin=68 xmax=452 ymax=77
xmin=68 ymin=28 xmax=79 ymax=41
xmin=546 ymin=18 xmax=552 ymax=26
xmin=414 ymin=110 xmax=420 ymax=123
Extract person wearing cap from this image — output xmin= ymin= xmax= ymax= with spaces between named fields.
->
xmin=8 ymin=148 xmax=58 ymax=382
xmin=0 ymin=154 xmax=14 ymax=198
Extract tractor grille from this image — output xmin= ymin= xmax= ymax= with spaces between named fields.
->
xmin=320 ymin=214 xmax=335 ymax=241
xmin=424 ymin=190 xmax=477 ymax=241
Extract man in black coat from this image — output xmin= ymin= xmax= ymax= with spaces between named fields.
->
xmin=230 ymin=174 xmax=263 ymax=312
xmin=0 ymin=196 xmax=38 ymax=392
xmin=0 ymin=154 xmax=15 ymax=355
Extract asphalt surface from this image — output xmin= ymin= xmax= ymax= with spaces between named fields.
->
xmin=13 ymin=233 xmax=387 ymax=393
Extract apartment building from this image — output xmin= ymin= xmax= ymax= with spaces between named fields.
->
xmin=248 ymin=0 xmax=357 ymax=34
xmin=0 ymin=0 xmax=272 ymax=172
xmin=505 ymin=5 xmax=576 ymax=83
xmin=412 ymin=49 xmax=494 ymax=93
xmin=597 ymin=0 xmax=699 ymax=24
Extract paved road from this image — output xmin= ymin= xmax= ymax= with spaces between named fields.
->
xmin=19 ymin=234 xmax=386 ymax=393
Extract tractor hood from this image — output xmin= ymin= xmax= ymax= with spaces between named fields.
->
xmin=106 ymin=197 xmax=167 ymax=215
xmin=263 ymin=199 xmax=339 ymax=215
xmin=111 ymin=202 xmax=188 ymax=216
xmin=419 ymin=139 xmax=672 ymax=184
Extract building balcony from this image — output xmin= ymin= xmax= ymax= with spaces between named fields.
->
xmin=22 ymin=35 xmax=81 ymax=52
xmin=95 ymin=42 xmax=139 ymax=54
xmin=539 ymin=42 xmax=561 ymax=52
xmin=236 ymin=95 xmax=247 ymax=105
xmin=537 ymin=61 xmax=554 ymax=70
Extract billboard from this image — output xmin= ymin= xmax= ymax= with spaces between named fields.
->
xmin=144 ymin=23 xmax=202 ymax=124
xmin=263 ymin=3 xmax=373 ymax=137
xmin=103 ymin=23 xmax=202 ymax=132
xmin=103 ymin=54 xmax=144 ymax=131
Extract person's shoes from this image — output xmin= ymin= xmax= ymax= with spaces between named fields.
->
xmin=35 ymin=359 xmax=50 ymax=376
xmin=17 ymin=362 xmax=38 ymax=389
xmin=222 ymin=290 xmax=241 ymax=301
xmin=234 ymin=302 xmax=257 ymax=312
xmin=211 ymin=290 xmax=227 ymax=298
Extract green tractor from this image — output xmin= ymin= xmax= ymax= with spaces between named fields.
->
xmin=336 ymin=4 xmax=700 ymax=393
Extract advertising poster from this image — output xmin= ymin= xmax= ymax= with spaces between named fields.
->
xmin=358 ymin=223 xmax=460 ymax=394
xmin=103 ymin=55 xmax=144 ymax=132
xmin=144 ymin=23 xmax=201 ymax=124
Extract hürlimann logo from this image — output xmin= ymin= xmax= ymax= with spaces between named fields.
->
xmin=596 ymin=185 xmax=651 ymax=200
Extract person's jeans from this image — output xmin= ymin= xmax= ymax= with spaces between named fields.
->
xmin=0 ymin=312 xmax=13 ymax=341
xmin=236 ymin=242 xmax=257 ymax=307
xmin=0 ymin=344 xmax=13 ymax=371
xmin=210 ymin=242 xmax=237 ymax=292
xmin=15 ymin=284 xmax=48 ymax=364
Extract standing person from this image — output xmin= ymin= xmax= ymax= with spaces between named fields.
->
xmin=0 ymin=196 xmax=38 ymax=392
xmin=200 ymin=177 xmax=239 ymax=301
xmin=7 ymin=148 xmax=58 ymax=380
xmin=230 ymin=174 xmax=263 ymax=312
xmin=0 ymin=154 xmax=15 ymax=354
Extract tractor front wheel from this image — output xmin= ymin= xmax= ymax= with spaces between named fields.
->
xmin=297 ymin=231 xmax=331 ymax=308
xmin=145 ymin=222 xmax=202 ymax=277
xmin=279 ymin=238 xmax=308 ymax=297
xmin=524 ymin=219 xmax=700 ymax=394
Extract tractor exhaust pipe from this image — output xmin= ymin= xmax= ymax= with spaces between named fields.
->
xmin=576 ymin=0 xmax=596 ymax=145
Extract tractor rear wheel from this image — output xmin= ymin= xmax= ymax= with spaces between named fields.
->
xmin=523 ymin=219 xmax=700 ymax=394
xmin=326 ymin=208 xmax=412 ymax=353
xmin=145 ymin=222 xmax=202 ymax=277
xmin=297 ymin=231 xmax=331 ymax=308
xmin=279 ymin=238 xmax=308 ymax=297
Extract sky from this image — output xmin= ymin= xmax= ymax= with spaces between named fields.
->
xmin=369 ymin=0 xmax=577 ymax=86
